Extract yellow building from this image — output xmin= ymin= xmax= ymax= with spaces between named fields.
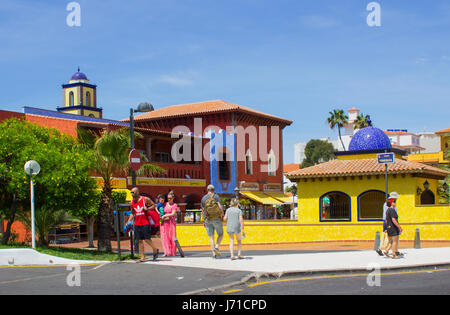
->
xmin=57 ymin=68 xmax=103 ymax=118
xmin=286 ymin=126 xmax=450 ymax=242
xmin=407 ymin=127 xmax=450 ymax=166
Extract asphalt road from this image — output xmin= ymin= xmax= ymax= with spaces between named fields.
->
xmin=1 ymin=251 xmax=449 ymax=296
xmin=216 ymin=267 xmax=450 ymax=295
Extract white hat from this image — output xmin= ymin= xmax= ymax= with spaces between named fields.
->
xmin=389 ymin=192 xmax=400 ymax=199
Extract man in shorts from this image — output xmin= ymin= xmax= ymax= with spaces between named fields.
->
xmin=201 ymin=185 xmax=224 ymax=258
xmin=127 ymin=187 xmax=159 ymax=262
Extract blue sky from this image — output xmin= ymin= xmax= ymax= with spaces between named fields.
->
xmin=1 ymin=0 xmax=449 ymax=163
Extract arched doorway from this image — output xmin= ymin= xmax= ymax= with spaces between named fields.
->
xmin=358 ymin=190 xmax=385 ymax=220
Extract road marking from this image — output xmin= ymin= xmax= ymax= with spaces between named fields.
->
xmin=223 ymin=289 xmax=243 ymax=294
xmin=0 ymin=263 xmax=105 ymax=269
xmin=247 ymin=267 xmax=450 ymax=288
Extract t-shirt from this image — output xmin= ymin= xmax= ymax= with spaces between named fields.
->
xmin=386 ymin=207 xmax=400 ymax=237
xmin=156 ymin=202 xmax=165 ymax=216
xmin=225 ymin=207 xmax=243 ymax=234
xmin=131 ymin=197 xmax=150 ymax=226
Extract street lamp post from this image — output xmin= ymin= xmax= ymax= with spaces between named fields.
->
xmin=24 ymin=160 xmax=40 ymax=249
xmin=129 ymin=102 xmax=154 ymax=187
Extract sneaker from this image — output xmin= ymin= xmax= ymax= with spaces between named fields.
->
xmin=153 ymin=249 xmax=159 ymax=261
xmin=376 ymin=249 xmax=384 ymax=256
xmin=213 ymin=248 xmax=222 ymax=257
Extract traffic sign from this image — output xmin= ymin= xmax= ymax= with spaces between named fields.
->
xmin=129 ymin=149 xmax=142 ymax=171
xmin=377 ymin=153 xmax=395 ymax=164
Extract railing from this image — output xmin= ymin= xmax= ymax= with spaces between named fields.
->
xmin=145 ymin=161 xmax=204 ymax=179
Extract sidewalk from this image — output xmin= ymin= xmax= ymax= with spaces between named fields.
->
xmin=142 ymin=247 xmax=450 ymax=275
xmin=0 ymin=249 xmax=108 ymax=266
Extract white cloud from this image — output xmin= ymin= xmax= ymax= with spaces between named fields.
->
xmin=158 ymin=72 xmax=196 ymax=87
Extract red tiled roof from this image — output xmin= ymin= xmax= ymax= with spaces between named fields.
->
xmin=286 ymin=158 xmax=449 ymax=179
xmin=283 ymin=164 xmax=301 ymax=173
xmin=435 ymin=128 xmax=450 ymax=134
xmin=127 ymin=100 xmax=293 ymax=125
xmin=384 ymin=131 xmax=413 ymax=135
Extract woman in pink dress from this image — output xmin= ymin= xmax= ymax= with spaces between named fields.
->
xmin=160 ymin=194 xmax=178 ymax=257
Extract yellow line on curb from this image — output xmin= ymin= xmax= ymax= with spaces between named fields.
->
xmin=0 ymin=263 xmax=105 ymax=269
xmin=247 ymin=267 xmax=450 ymax=288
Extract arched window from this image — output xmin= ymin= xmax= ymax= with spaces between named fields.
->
xmin=69 ymin=91 xmax=74 ymax=107
xmin=245 ymin=149 xmax=253 ymax=175
xmin=320 ymin=191 xmax=351 ymax=221
xmin=86 ymin=91 xmax=91 ymax=107
xmin=358 ymin=190 xmax=385 ymax=220
xmin=218 ymin=148 xmax=230 ymax=181
xmin=268 ymin=149 xmax=276 ymax=176
xmin=421 ymin=190 xmax=435 ymax=205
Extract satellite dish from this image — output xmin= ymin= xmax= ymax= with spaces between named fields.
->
xmin=24 ymin=160 xmax=41 ymax=176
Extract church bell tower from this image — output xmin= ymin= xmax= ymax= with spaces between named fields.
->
xmin=57 ymin=68 xmax=103 ymax=118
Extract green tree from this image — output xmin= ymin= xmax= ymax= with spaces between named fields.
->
xmin=353 ymin=114 xmax=371 ymax=130
xmin=0 ymin=118 xmax=98 ymax=245
xmin=327 ymin=109 xmax=348 ymax=151
xmin=77 ymin=127 xmax=165 ymax=252
xmin=301 ymin=139 xmax=335 ymax=168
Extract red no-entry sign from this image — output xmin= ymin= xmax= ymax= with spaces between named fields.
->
xmin=129 ymin=149 xmax=142 ymax=171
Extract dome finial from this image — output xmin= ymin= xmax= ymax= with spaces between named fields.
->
xmin=77 ymin=66 xmax=80 ymax=72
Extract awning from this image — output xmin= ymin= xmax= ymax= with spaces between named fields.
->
xmin=240 ymin=192 xmax=282 ymax=205
xmin=265 ymin=192 xmax=294 ymax=204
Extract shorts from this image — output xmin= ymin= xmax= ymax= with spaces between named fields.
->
xmin=150 ymin=226 xmax=160 ymax=236
xmin=134 ymin=225 xmax=151 ymax=241
xmin=205 ymin=218 xmax=224 ymax=237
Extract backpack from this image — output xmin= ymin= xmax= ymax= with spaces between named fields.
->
xmin=204 ymin=193 xmax=221 ymax=220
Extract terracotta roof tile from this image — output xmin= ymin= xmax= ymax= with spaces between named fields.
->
xmin=435 ymin=128 xmax=450 ymax=134
xmin=127 ymin=100 xmax=292 ymax=125
xmin=283 ymin=164 xmax=301 ymax=173
xmin=286 ymin=158 xmax=449 ymax=179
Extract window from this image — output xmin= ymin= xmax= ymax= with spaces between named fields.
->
xmin=358 ymin=190 xmax=385 ymax=220
xmin=245 ymin=149 xmax=253 ymax=175
xmin=421 ymin=190 xmax=435 ymax=205
xmin=86 ymin=92 xmax=91 ymax=107
xmin=155 ymin=152 xmax=169 ymax=163
xmin=320 ymin=192 xmax=350 ymax=221
xmin=268 ymin=149 xmax=276 ymax=176
xmin=69 ymin=91 xmax=74 ymax=107
xmin=218 ymin=148 xmax=230 ymax=181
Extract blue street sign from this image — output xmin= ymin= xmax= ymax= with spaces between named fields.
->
xmin=377 ymin=153 xmax=395 ymax=164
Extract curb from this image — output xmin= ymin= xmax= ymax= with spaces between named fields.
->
xmin=179 ymin=262 xmax=450 ymax=295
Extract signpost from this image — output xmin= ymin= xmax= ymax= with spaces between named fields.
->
xmin=377 ymin=153 xmax=395 ymax=198
xmin=24 ymin=160 xmax=40 ymax=249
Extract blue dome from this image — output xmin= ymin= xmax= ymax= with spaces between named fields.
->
xmin=71 ymin=71 xmax=88 ymax=81
xmin=348 ymin=126 xmax=392 ymax=151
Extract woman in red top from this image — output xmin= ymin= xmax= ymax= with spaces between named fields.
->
xmin=127 ymin=188 xmax=159 ymax=263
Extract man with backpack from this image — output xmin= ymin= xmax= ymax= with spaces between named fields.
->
xmin=201 ymin=185 xmax=224 ymax=258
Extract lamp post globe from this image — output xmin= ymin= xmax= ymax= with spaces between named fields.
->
xmin=24 ymin=160 xmax=40 ymax=249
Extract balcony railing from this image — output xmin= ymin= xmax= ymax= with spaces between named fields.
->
xmin=145 ymin=161 xmax=204 ymax=179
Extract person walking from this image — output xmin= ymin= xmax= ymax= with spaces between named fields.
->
xmin=160 ymin=193 xmax=178 ymax=257
xmin=384 ymin=198 xmax=403 ymax=259
xmin=223 ymin=198 xmax=244 ymax=260
xmin=201 ymin=185 xmax=224 ymax=258
xmin=145 ymin=197 xmax=161 ymax=238
xmin=127 ymin=187 xmax=159 ymax=263
xmin=376 ymin=192 xmax=400 ymax=256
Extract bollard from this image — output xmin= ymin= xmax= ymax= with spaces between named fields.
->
xmin=414 ymin=228 xmax=421 ymax=249
xmin=374 ymin=231 xmax=380 ymax=251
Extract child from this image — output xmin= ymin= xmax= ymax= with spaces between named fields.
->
xmin=156 ymin=194 xmax=165 ymax=220
xmin=223 ymin=198 xmax=244 ymax=260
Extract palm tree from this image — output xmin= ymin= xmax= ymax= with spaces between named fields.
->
xmin=354 ymin=114 xmax=371 ymax=130
xmin=77 ymin=127 xmax=165 ymax=252
xmin=327 ymin=109 xmax=349 ymax=151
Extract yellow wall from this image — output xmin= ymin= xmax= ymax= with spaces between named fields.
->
xmin=337 ymin=153 xmax=403 ymax=161
xmin=83 ymin=109 xmax=100 ymax=118
xmin=174 ymin=174 xmax=449 ymax=247
xmin=63 ymin=86 xmax=95 ymax=108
